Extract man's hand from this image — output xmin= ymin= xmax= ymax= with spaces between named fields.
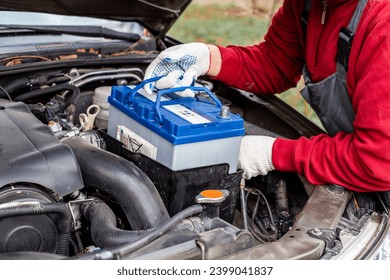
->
xmin=143 ymin=42 xmax=210 ymax=97
xmin=238 ymin=135 xmax=276 ymax=180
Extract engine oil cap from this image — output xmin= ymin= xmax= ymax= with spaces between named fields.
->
xmin=195 ymin=189 xmax=229 ymax=204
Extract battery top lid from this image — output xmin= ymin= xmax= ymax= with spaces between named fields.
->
xmin=108 ymin=84 xmax=245 ymax=145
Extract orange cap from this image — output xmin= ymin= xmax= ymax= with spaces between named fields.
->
xmin=200 ymin=190 xmax=224 ymax=199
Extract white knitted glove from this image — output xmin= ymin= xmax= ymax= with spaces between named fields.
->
xmin=238 ymin=135 xmax=276 ymax=180
xmin=144 ymin=42 xmax=210 ymax=97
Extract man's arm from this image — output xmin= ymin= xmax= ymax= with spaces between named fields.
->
xmin=212 ymin=0 xmax=306 ymax=94
xmin=206 ymin=44 xmax=222 ymax=77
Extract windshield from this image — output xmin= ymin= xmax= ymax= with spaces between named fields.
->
xmin=0 ymin=11 xmax=146 ymax=35
xmin=0 ymin=11 xmax=153 ymax=58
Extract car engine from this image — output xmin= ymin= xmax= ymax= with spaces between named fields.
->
xmin=0 ymin=62 xmax=388 ymax=260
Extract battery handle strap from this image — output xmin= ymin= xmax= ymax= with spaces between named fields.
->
xmin=127 ymin=77 xmax=223 ymax=123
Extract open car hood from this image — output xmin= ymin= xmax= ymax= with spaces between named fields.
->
xmin=0 ymin=0 xmax=192 ymax=37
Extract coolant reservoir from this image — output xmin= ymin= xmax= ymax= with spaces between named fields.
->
xmin=92 ymin=86 xmax=111 ymax=129
xmin=107 ymin=81 xmax=244 ymax=173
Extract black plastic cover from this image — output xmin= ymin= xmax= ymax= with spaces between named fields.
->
xmin=0 ymin=100 xmax=83 ymax=196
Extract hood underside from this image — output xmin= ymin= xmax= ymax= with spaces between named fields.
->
xmin=0 ymin=0 xmax=192 ymax=36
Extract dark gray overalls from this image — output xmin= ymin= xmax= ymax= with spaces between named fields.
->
xmin=299 ymin=0 xmax=390 ymax=205
xmin=300 ymin=0 xmax=367 ymax=136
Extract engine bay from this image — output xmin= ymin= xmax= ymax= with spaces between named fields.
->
xmin=0 ymin=59 xmax=389 ymax=260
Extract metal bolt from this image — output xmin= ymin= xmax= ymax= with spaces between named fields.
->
xmin=311 ymin=228 xmax=322 ymax=236
xmin=219 ymin=105 xmax=230 ymax=119
xmin=69 ymin=68 xmax=80 ymax=78
xmin=117 ymin=79 xmax=128 ymax=86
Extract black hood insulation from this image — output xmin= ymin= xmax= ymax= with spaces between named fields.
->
xmin=0 ymin=0 xmax=192 ymax=36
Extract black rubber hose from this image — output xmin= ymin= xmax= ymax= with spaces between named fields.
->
xmin=111 ymin=204 xmax=204 ymax=258
xmin=63 ymin=136 xmax=170 ymax=230
xmin=0 ymin=77 xmax=30 ymax=99
xmin=13 ymin=83 xmax=79 ymax=102
xmin=69 ymin=239 xmax=79 ymax=255
xmin=0 ymin=203 xmax=72 ymax=256
xmin=82 ymin=200 xmax=154 ymax=248
xmin=1 ymin=76 xmax=49 ymax=99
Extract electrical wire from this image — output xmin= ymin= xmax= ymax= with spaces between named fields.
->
xmin=245 ymin=187 xmax=278 ymax=242
xmin=245 ymin=187 xmax=276 ymax=230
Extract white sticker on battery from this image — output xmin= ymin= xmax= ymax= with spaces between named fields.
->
xmin=130 ymin=86 xmax=171 ymax=102
xmin=116 ymin=125 xmax=157 ymax=160
xmin=163 ymin=104 xmax=211 ymax=124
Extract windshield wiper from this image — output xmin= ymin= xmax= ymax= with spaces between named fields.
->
xmin=0 ymin=24 xmax=141 ymax=42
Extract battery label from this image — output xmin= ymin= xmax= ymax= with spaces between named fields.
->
xmin=116 ymin=125 xmax=157 ymax=160
xmin=131 ymin=86 xmax=171 ymax=102
xmin=163 ymin=104 xmax=211 ymax=124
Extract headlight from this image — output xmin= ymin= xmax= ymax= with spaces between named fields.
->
xmin=361 ymin=214 xmax=390 ymax=260
xmin=373 ymin=226 xmax=390 ymax=260
xmin=333 ymin=214 xmax=390 ymax=260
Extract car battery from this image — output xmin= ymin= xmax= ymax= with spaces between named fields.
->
xmin=107 ymin=78 xmax=244 ymax=174
xmin=99 ymin=130 xmax=244 ymax=223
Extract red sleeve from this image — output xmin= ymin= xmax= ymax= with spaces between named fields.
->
xmin=273 ymin=3 xmax=390 ymax=192
xmin=214 ymin=0 xmax=306 ymax=94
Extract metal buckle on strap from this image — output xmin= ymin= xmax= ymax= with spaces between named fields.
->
xmin=337 ymin=27 xmax=354 ymax=71
xmin=339 ymin=27 xmax=354 ymax=46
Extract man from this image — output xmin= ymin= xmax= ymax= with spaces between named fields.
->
xmin=143 ymin=0 xmax=390 ymax=192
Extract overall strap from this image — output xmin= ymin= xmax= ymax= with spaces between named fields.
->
xmin=301 ymin=0 xmax=313 ymax=84
xmin=337 ymin=0 xmax=368 ymax=74
xmin=301 ymin=0 xmax=312 ymax=40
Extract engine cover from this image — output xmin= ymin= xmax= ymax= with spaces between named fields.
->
xmin=0 ymin=100 xmax=83 ymax=196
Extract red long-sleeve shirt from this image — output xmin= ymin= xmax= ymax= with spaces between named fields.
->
xmin=215 ymin=0 xmax=390 ymax=192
